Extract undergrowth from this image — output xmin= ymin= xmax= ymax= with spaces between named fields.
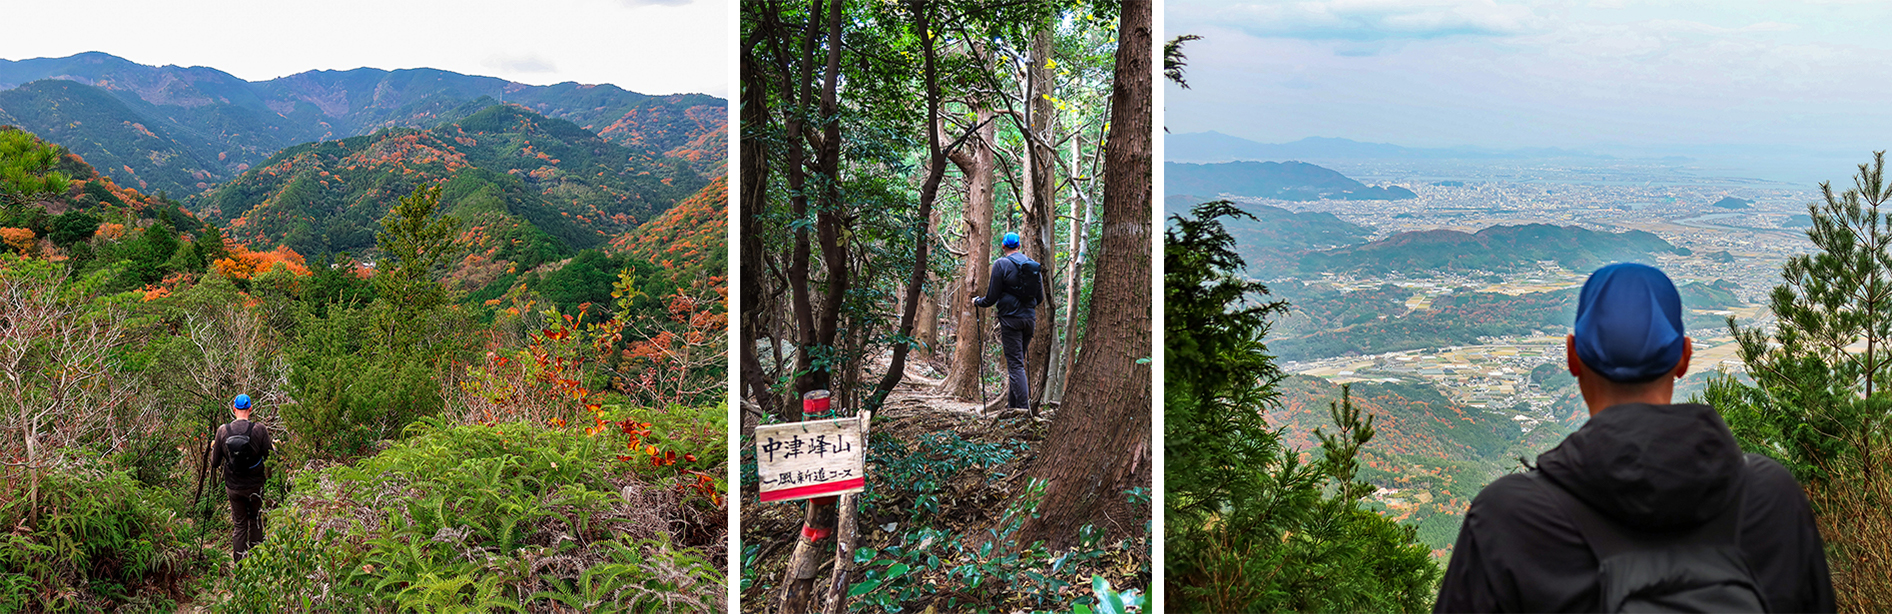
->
xmin=741 ymin=421 xmax=1149 ymax=613
xmin=0 ymin=459 xmax=220 ymax=613
xmin=213 ymin=416 xmax=725 ymax=613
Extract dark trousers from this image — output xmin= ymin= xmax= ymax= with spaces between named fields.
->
xmin=999 ymin=316 xmax=1034 ymax=409
xmin=229 ymin=489 xmax=264 ymax=562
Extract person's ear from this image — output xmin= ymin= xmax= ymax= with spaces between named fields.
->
xmin=1673 ymin=336 xmax=1693 ymax=379
xmin=1566 ymin=334 xmax=1582 ymax=378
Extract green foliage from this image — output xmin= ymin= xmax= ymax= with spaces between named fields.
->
xmin=0 ymin=127 xmax=72 ymax=204
xmin=1709 ymin=151 xmax=1892 ymax=483
xmin=0 ymin=463 xmax=217 ymax=613
xmin=860 ymin=432 xmax=1024 ymax=520
xmin=47 ymin=210 xmax=98 ymax=247
xmin=1695 ymin=152 xmax=1892 ymax=611
xmin=219 ymin=419 xmax=723 ymax=612
xmin=1165 ymin=202 xmax=1439 ymax=612
xmin=843 ymin=484 xmax=1147 ymax=614
xmin=376 ymin=185 xmax=462 ymax=311
xmin=286 ymin=306 xmax=447 ymax=459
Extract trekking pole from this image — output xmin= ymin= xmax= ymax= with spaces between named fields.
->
xmin=976 ymin=307 xmax=987 ymax=407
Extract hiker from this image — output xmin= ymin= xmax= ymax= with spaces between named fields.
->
xmin=208 ymin=393 xmax=273 ymax=563
xmin=971 ymin=232 xmax=1042 ymax=413
xmin=1435 ymin=263 xmax=1833 ymax=613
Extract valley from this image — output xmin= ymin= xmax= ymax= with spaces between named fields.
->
xmin=1173 ymin=157 xmax=1820 ymax=552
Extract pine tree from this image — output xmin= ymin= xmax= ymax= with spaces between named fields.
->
xmin=1701 ymin=152 xmax=1892 ymax=610
xmin=1165 ymin=201 xmax=1439 ymax=612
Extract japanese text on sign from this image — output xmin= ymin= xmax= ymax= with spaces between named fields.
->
xmin=756 ymin=415 xmax=866 ymax=503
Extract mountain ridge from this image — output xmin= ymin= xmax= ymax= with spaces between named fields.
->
xmin=0 ymin=52 xmax=726 ymax=196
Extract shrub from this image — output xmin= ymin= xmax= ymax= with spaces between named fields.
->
xmin=218 ymin=418 xmax=724 ymax=612
xmin=0 ymin=462 xmax=217 ymax=613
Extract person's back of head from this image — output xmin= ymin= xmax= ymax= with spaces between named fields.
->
xmin=1437 ymin=262 xmax=1832 ymax=613
xmin=1567 ymin=262 xmax=1692 ymax=415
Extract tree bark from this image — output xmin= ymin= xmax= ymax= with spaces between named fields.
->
xmin=1021 ymin=22 xmax=1059 ymax=411
xmin=934 ymin=104 xmax=997 ymax=401
xmin=778 ymin=0 xmax=848 ymax=608
xmin=1053 ymin=158 xmax=1092 ymax=402
xmin=914 ymin=203 xmax=941 ymax=362
xmin=819 ymin=493 xmax=861 ymax=613
xmin=1015 ymin=0 xmax=1152 ymax=550
xmin=740 ymin=36 xmax=781 ymax=419
xmin=785 ymin=0 xmax=824 ymax=398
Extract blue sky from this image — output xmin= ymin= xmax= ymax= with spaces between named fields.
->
xmin=0 ymin=0 xmax=727 ymax=98
xmin=1165 ymin=0 xmax=1892 ymax=179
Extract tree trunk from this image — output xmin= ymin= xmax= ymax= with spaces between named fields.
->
xmin=1015 ymin=0 xmax=1152 ymax=550
xmin=934 ymin=110 xmax=997 ymax=400
xmin=1054 ymin=163 xmax=1092 ymax=402
xmin=740 ymin=39 xmax=781 ymax=419
xmin=785 ymin=0 xmax=824 ymax=398
xmin=778 ymin=0 xmax=847 ymax=608
xmin=913 ymin=204 xmax=941 ymax=362
xmin=1021 ymin=22 xmax=1059 ymax=411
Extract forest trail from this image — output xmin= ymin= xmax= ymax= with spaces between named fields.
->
xmin=741 ymin=358 xmax=1070 ymax=611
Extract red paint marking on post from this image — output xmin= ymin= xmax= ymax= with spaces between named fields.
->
xmin=801 ymin=525 xmax=833 ymax=540
xmin=802 ymin=389 xmax=832 ymax=415
xmin=759 ymin=477 xmax=865 ymax=502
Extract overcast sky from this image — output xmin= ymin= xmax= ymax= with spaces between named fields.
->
xmin=0 ymin=0 xmax=727 ymax=98
xmin=1166 ymin=0 xmax=1892 ymax=170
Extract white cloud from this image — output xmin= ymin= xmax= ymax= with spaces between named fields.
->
xmin=620 ymin=0 xmax=691 ymax=6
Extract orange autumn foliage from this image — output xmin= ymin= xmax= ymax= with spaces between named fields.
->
xmin=0 ymin=228 xmax=36 ymax=255
xmin=214 ymin=244 xmax=312 ymax=280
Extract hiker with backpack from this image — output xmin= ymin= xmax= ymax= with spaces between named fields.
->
xmin=971 ymin=232 xmax=1042 ymax=413
xmin=1434 ymin=263 xmax=1833 ymax=613
xmin=208 ymin=393 xmax=273 ymax=563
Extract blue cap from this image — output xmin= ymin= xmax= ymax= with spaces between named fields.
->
xmin=233 ymin=394 xmax=252 ymax=410
xmin=1573 ymin=263 xmax=1686 ymax=383
xmin=1003 ymin=232 xmax=1020 ymax=248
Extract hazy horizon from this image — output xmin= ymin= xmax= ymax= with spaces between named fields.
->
xmin=0 ymin=0 xmax=727 ymax=98
xmin=1165 ymin=0 xmax=1892 ymax=185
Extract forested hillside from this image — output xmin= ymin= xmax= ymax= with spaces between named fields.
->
xmin=198 ymin=103 xmax=704 ymax=258
xmin=0 ymin=111 xmax=727 ymax=611
xmin=0 ymin=52 xmax=726 ymax=196
xmin=1300 ymin=223 xmax=1685 ymax=275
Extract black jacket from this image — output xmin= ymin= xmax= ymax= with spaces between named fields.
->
xmin=973 ymin=251 xmax=1036 ymax=321
xmin=210 ymin=419 xmax=273 ymax=493
xmin=1435 ymin=403 xmax=1834 ymax=613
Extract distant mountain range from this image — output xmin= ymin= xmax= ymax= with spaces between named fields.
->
xmin=202 ymin=103 xmax=705 ymax=261
xmin=1165 ymin=160 xmax=1416 ymax=201
xmin=0 ymin=52 xmax=725 ymax=197
xmin=1166 ymin=131 xmax=1613 ymax=163
xmin=1301 ymin=224 xmax=1685 ymax=276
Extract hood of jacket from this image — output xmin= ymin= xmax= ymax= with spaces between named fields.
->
xmin=1535 ymin=402 xmax=1745 ymax=531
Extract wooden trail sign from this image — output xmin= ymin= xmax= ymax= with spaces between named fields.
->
xmin=756 ymin=414 xmax=867 ymax=503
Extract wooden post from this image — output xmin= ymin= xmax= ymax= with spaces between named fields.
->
xmin=821 ymin=410 xmax=867 ymax=613
xmin=775 ymin=497 xmax=838 ymax=613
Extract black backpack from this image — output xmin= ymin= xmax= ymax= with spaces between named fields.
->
xmin=1004 ymin=252 xmax=1042 ymax=307
xmin=225 ymin=420 xmax=267 ymax=472
xmin=1533 ymin=456 xmax=1769 ymax=613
